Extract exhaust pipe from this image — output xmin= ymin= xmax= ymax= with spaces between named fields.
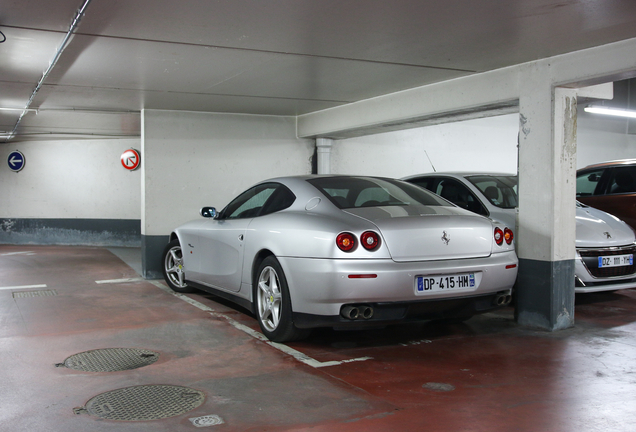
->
xmin=493 ymin=293 xmax=512 ymax=306
xmin=340 ymin=305 xmax=375 ymax=320
xmin=359 ymin=305 xmax=374 ymax=320
xmin=341 ymin=306 xmax=359 ymax=320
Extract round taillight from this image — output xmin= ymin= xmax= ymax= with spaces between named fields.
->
xmin=336 ymin=233 xmax=356 ymax=252
xmin=504 ymin=228 xmax=514 ymax=245
xmin=361 ymin=231 xmax=380 ymax=250
xmin=494 ymin=227 xmax=504 ymax=246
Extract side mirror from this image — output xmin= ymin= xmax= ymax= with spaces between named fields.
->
xmin=200 ymin=207 xmax=217 ymax=218
xmin=588 ymin=173 xmax=600 ymax=182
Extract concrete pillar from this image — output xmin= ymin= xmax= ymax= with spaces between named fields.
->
xmin=515 ymin=65 xmax=578 ymax=330
xmin=316 ymin=138 xmax=333 ymax=174
xmin=140 ymin=109 xmax=168 ymax=279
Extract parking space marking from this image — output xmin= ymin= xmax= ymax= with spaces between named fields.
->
xmin=0 ymin=284 xmax=47 ymax=291
xmin=148 ymin=280 xmax=216 ymax=312
xmin=0 ymin=251 xmax=36 ymax=256
xmin=149 ymin=280 xmax=372 ymax=368
xmin=95 ymin=277 xmax=145 ymax=284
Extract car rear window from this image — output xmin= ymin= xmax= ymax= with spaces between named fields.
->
xmin=307 ymin=177 xmax=450 ymax=209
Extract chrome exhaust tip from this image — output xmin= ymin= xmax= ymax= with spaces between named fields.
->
xmin=341 ymin=306 xmax=360 ymax=320
xmin=359 ymin=305 xmax=374 ymax=320
xmin=493 ymin=291 xmax=513 ymax=306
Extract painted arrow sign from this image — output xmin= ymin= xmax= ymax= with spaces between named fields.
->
xmin=7 ymin=150 xmax=25 ymax=172
xmin=120 ymin=148 xmax=141 ymax=171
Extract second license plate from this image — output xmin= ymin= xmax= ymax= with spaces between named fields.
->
xmin=598 ymin=254 xmax=633 ymax=268
xmin=416 ymin=273 xmax=475 ymax=294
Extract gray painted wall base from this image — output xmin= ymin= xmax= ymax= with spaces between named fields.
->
xmin=0 ymin=218 xmax=141 ymax=247
xmin=515 ymin=258 xmax=575 ymax=331
xmin=142 ymin=235 xmax=169 ymax=279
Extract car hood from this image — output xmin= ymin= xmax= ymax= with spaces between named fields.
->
xmin=344 ymin=205 xmax=495 ymax=262
xmin=576 ymin=205 xmax=635 ymax=248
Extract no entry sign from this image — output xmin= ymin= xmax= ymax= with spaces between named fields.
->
xmin=120 ymin=148 xmax=141 ymax=171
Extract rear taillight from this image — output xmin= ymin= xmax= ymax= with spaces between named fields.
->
xmin=336 ymin=233 xmax=356 ymax=252
xmin=504 ymin=228 xmax=514 ymax=245
xmin=361 ymin=231 xmax=380 ymax=250
xmin=494 ymin=227 xmax=504 ymax=246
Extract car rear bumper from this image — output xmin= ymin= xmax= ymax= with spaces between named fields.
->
xmin=292 ymin=290 xmax=512 ymax=329
xmin=279 ymin=250 xmax=518 ymax=319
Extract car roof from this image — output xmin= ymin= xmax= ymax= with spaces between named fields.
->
xmin=578 ymin=159 xmax=636 ymax=171
xmin=402 ymin=172 xmax=516 ymax=180
xmin=255 ymin=174 xmax=414 ymax=199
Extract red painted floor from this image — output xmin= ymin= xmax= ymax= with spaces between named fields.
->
xmin=1 ymin=245 xmax=635 ymax=431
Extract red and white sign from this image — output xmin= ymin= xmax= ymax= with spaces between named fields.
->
xmin=120 ymin=148 xmax=141 ymax=171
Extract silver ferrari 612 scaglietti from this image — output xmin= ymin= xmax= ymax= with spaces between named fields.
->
xmin=162 ymin=176 xmax=518 ymax=341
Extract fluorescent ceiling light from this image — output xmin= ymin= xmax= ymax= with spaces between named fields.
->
xmin=584 ymin=106 xmax=636 ymax=119
xmin=0 ymin=107 xmax=37 ymax=112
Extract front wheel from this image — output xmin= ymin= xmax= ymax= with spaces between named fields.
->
xmin=162 ymin=239 xmax=195 ymax=293
xmin=254 ymin=256 xmax=309 ymax=342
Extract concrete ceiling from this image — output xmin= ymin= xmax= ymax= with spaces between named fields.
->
xmin=2 ymin=0 xmax=636 ymax=141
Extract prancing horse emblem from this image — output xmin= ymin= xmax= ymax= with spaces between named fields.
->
xmin=603 ymin=232 xmax=612 ymax=239
xmin=441 ymin=230 xmax=450 ymax=245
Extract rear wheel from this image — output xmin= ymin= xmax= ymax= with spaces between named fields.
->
xmin=254 ymin=256 xmax=309 ymax=342
xmin=162 ymin=239 xmax=195 ymax=293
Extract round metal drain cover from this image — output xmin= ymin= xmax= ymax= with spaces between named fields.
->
xmin=83 ymin=385 xmax=205 ymax=421
xmin=61 ymin=348 xmax=159 ymax=372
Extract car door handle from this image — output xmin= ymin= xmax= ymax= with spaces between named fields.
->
xmin=238 ymin=234 xmax=244 ymax=241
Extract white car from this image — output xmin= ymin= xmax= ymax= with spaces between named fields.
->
xmin=163 ymin=176 xmax=518 ymax=341
xmin=403 ymin=172 xmax=636 ymax=293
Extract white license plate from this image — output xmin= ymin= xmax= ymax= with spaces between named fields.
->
xmin=415 ymin=273 xmax=475 ymax=294
xmin=598 ymin=254 xmax=633 ymax=268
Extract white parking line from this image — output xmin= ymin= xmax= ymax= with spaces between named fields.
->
xmin=0 ymin=251 xmax=36 ymax=256
xmin=95 ymin=277 xmax=145 ymax=284
xmin=0 ymin=284 xmax=47 ymax=291
xmin=148 ymin=280 xmax=372 ymax=368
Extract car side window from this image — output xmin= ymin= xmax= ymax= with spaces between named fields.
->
xmin=222 ymin=184 xmax=278 ymax=219
xmin=607 ymin=167 xmax=636 ymax=195
xmin=576 ymin=169 xmax=606 ymax=197
xmin=407 ymin=177 xmax=437 ymax=192
xmin=437 ymin=178 xmax=488 ymax=216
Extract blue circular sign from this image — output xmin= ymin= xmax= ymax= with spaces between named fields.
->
xmin=7 ymin=150 xmax=25 ymax=172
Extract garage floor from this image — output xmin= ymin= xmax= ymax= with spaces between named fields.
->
xmin=1 ymin=245 xmax=635 ymax=431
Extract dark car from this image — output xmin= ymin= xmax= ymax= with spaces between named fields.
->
xmin=576 ymin=159 xmax=636 ymax=230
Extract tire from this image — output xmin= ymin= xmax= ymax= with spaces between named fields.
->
xmin=162 ymin=239 xmax=195 ymax=293
xmin=254 ymin=256 xmax=310 ymax=342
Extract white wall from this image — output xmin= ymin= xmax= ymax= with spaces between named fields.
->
xmin=0 ymin=139 xmax=141 ymax=219
xmin=577 ymin=112 xmax=636 ymax=168
xmin=332 ymin=114 xmax=519 ymax=177
xmin=332 ymin=112 xmax=636 ymax=177
xmin=142 ymin=110 xmax=315 ymax=236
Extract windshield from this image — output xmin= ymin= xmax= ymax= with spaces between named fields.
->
xmin=466 ymin=175 xmax=518 ymax=209
xmin=307 ymin=176 xmax=451 ymax=209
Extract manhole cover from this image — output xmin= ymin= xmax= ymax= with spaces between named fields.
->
xmin=79 ymin=385 xmax=205 ymax=421
xmin=59 ymin=348 xmax=159 ymax=372
xmin=13 ymin=289 xmax=58 ymax=298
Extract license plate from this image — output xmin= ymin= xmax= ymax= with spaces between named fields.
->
xmin=415 ymin=273 xmax=475 ymax=294
xmin=598 ymin=254 xmax=633 ymax=268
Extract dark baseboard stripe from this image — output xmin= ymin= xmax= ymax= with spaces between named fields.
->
xmin=0 ymin=218 xmax=141 ymax=247
xmin=142 ymin=234 xmax=169 ymax=279
xmin=515 ymin=258 xmax=575 ymax=331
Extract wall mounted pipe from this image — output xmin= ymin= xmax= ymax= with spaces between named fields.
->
xmin=4 ymin=0 xmax=94 ymax=142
